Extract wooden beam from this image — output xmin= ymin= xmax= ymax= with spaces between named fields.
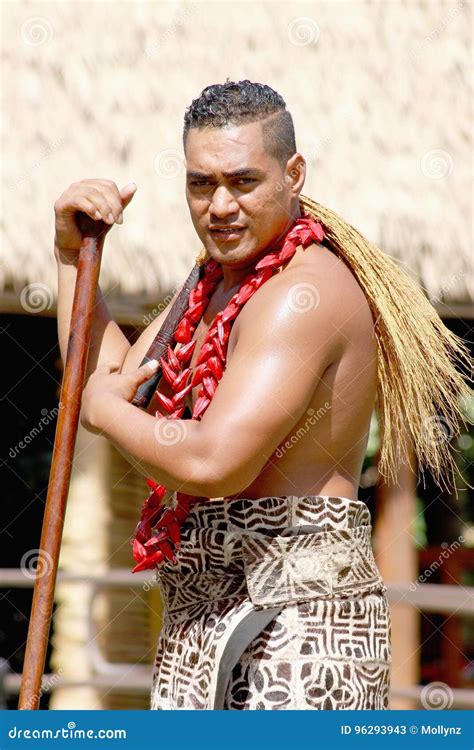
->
xmin=375 ymin=439 xmax=419 ymax=710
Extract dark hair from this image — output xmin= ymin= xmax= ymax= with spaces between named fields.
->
xmin=183 ymin=79 xmax=296 ymax=168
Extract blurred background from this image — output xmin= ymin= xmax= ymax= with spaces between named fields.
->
xmin=1 ymin=0 xmax=472 ymax=710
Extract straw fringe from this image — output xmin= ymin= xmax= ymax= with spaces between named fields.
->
xmin=299 ymin=194 xmax=473 ymax=493
xmin=195 ymin=193 xmax=472 ymax=493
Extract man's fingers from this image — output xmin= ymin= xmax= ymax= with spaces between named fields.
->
xmin=96 ymin=362 xmax=122 ymax=374
xmin=131 ymin=359 xmax=159 ymax=383
xmin=120 ymin=182 xmax=137 ymax=211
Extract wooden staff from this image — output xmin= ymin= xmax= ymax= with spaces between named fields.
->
xmin=131 ymin=262 xmax=203 ymax=409
xmin=18 ymin=213 xmax=110 ymax=709
xmin=19 ymin=212 xmax=203 ymax=708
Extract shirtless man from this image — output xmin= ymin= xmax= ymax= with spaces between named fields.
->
xmin=54 ymin=132 xmax=377 ymax=508
xmin=55 ymin=82 xmax=388 ymax=708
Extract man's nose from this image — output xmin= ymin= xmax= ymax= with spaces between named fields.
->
xmin=209 ymin=184 xmax=239 ymax=217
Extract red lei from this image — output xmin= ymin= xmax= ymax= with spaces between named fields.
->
xmin=130 ymin=213 xmax=325 ymax=572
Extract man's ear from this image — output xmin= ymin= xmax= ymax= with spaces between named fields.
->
xmin=285 ymin=153 xmax=306 ymax=196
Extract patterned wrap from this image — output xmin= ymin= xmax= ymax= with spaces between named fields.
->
xmin=150 ymin=495 xmax=392 ymax=710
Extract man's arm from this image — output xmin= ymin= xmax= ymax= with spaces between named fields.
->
xmin=55 ymin=245 xmax=131 ymax=378
xmin=54 ymin=179 xmax=136 ymax=380
xmin=91 ymin=261 xmax=346 ymax=496
xmin=54 ymin=177 xmax=183 ymax=412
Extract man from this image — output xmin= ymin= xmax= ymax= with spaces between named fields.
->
xmin=54 ymin=80 xmax=470 ymax=710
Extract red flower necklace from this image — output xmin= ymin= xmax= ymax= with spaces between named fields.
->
xmin=130 ymin=213 xmax=325 ymax=572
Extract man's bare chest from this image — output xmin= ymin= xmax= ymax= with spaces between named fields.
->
xmin=184 ymin=297 xmax=240 ymax=413
xmin=149 ymin=283 xmax=241 ymax=418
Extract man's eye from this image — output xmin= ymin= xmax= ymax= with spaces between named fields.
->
xmin=189 ymin=178 xmax=255 ymax=188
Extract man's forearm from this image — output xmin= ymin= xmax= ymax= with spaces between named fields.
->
xmin=93 ymin=396 xmax=221 ymax=496
xmin=55 ymin=244 xmax=130 ymax=379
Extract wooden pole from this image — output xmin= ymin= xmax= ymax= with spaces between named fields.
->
xmin=18 ymin=214 xmax=110 ymax=709
xmin=375 ymin=438 xmax=419 ymax=710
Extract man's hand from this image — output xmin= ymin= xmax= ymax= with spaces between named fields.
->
xmin=54 ymin=179 xmax=137 ymax=253
xmin=81 ymin=359 xmax=159 ymax=434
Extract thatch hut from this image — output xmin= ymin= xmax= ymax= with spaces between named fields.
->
xmin=2 ymin=1 xmax=472 ymax=710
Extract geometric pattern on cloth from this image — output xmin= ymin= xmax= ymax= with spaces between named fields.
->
xmin=149 ymin=495 xmax=392 ymax=710
xmin=223 ymin=592 xmax=392 ymax=709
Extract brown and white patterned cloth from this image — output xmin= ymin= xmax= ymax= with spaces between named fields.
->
xmin=150 ymin=494 xmax=392 ymax=710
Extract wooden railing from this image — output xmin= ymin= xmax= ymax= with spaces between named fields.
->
xmin=0 ymin=568 xmax=473 ymax=707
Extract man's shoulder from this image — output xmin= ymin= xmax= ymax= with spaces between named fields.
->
xmin=242 ymin=242 xmax=368 ymax=324
xmin=232 ymin=241 xmax=375 ymax=364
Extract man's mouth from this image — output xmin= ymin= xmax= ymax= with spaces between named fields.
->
xmin=209 ymin=227 xmax=246 ymax=241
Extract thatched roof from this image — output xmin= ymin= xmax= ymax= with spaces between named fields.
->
xmin=2 ymin=1 xmax=472 ymax=321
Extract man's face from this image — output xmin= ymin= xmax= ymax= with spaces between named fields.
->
xmin=184 ymin=119 xmax=305 ymax=270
